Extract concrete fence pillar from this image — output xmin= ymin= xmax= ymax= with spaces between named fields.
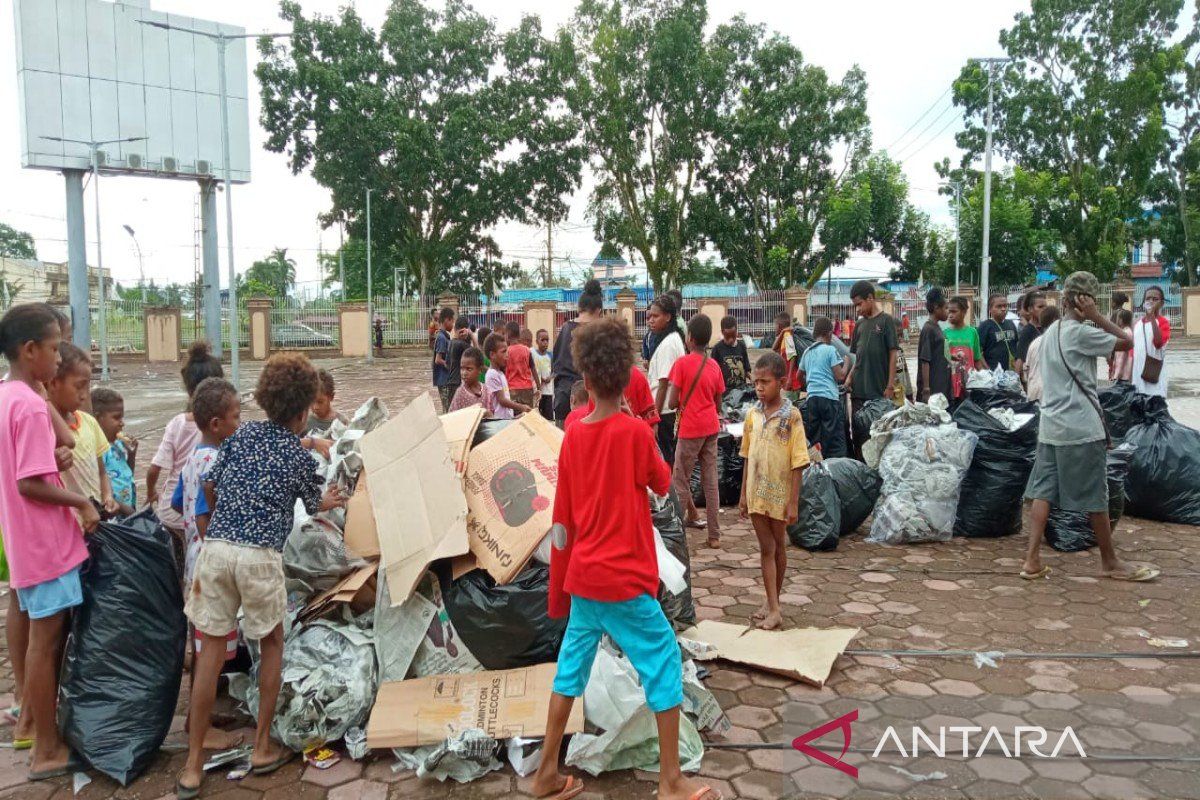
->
xmin=1183 ymin=287 xmax=1200 ymax=338
xmin=144 ymin=306 xmax=182 ymax=363
xmin=956 ymin=287 xmax=979 ymax=325
xmin=1111 ymin=280 xmax=1135 ymax=314
xmin=1043 ymin=290 xmax=1062 ymax=309
xmin=524 ymin=301 xmax=558 ymax=346
xmin=616 ymin=288 xmax=638 ymax=337
xmin=339 ymin=302 xmax=370 ymax=358
xmin=247 ymin=297 xmax=273 ymax=360
xmin=436 ymin=293 xmax=460 ymax=319
xmin=696 ymin=297 xmax=729 ymax=334
xmin=784 ymin=286 xmax=809 ymax=326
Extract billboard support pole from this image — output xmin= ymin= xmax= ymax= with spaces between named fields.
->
xmin=217 ymin=32 xmax=239 ymax=387
xmin=200 ymin=180 xmax=222 ymax=356
xmin=64 ymin=170 xmax=89 ymax=352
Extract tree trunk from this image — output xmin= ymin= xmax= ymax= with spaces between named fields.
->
xmin=1179 ymin=175 xmax=1197 ymax=286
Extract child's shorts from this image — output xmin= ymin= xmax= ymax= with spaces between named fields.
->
xmin=553 ymin=593 xmax=683 ymax=713
xmin=1025 ymin=441 xmax=1108 ymax=514
xmin=16 ymin=566 xmax=83 ymax=620
xmin=185 ymin=540 xmax=285 ymax=641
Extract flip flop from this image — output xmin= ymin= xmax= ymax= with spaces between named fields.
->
xmin=685 ymin=519 xmax=706 ymax=530
xmin=1103 ymin=565 xmax=1160 ymax=582
xmin=690 ymin=787 xmax=723 ymax=800
xmin=1019 ymin=566 xmax=1051 ymax=580
xmin=175 ymin=779 xmax=201 ymax=800
xmin=12 ymin=738 xmax=33 ymax=751
xmin=250 ymin=750 xmax=297 ymax=776
xmin=542 ymin=775 xmax=585 ymax=800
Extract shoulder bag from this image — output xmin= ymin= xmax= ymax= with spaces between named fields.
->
xmin=1140 ymin=320 xmax=1164 ymax=384
xmin=1055 ymin=322 xmax=1111 ymax=449
xmin=675 ymin=350 xmax=711 ymax=437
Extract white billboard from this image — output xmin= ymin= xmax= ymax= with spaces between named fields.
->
xmin=13 ymin=0 xmax=251 ymax=183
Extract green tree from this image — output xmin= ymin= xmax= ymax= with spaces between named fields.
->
xmin=950 ymin=0 xmax=1183 ymax=280
xmin=1154 ymin=5 xmax=1200 ymax=284
xmin=0 ymin=222 xmax=36 ymax=260
xmin=258 ymin=0 xmax=583 ymax=303
xmin=694 ymin=20 xmax=871 ymax=289
xmin=243 ymin=248 xmax=297 ymax=299
xmin=570 ymin=0 xmax=729 ymax=291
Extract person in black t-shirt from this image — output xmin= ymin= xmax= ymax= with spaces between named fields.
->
xmin=976 ymin=293 xmax=1018 ymax=371
xmin=441 ymin=316 xmax=472 ymax=412
xmin=1013 ymin=291 xmax=1046 ymax=376
xmin=917 ymin=287 xmax=953 ymax=404
xmin=710 ymin=315 xmax=751 ymax=390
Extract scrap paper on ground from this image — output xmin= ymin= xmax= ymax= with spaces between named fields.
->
xmin=680 ymin=620 xmax=859 ymax=686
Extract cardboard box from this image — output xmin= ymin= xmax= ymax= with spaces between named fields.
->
xmin=366 ymin=662 xmax=582 ymax=748
xmin=300 ymin=562 xmax=378 ymax=622
xmin=343 ymin=476 xmax=381 ymax=559
xmin=463 ymin=412 xmax=563 ymax=584
xmin=358 ymin=394 xmax=470 ymax=604
xmin=440 ymin=406 xmax=486 ymax=477
xmin=680 ymin=620 xmax=859 ymax=686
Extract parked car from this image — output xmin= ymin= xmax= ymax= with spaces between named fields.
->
xmin=272 ymin=322 xmax=334 ymax=348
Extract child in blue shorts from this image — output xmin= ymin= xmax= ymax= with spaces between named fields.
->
xmin=529 ymin=317 xmax=720 ymax=800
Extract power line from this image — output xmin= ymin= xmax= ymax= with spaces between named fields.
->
xmin=892 ymin=103 xmax=959 ymax=161
xmin=884 ymin=87 xmax=952 ymax=152
xmin=895 ymin=111 xmax=962 ymax=164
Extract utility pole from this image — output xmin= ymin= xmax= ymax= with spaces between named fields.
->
xmin=338 ymin=220 xmax=346 ymax=297
xmin=545 ymin=222 xmax=553 ymax=286
xmin=974 ymin=57 xmax=1010 ymax=312
xmin=123 ymin=225 xmax=146 ymax=303
xmin=951 ymin=180 xmax=962 ymax=294
xmin=366 ymin=188 xmax=374 ymax=365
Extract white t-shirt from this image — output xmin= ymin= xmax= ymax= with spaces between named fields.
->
xmin=1132 ymin=317 xmax=1169 ymax=398
xmin=648 ymin=333 xmax=687 ymax=417
xmin=484 ymin=367 xmax=514 ymax=420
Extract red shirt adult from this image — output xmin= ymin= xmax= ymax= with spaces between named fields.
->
xmin=667 ymin=352 xmax=725 ymax=439
xmin=506 ymin=342 xmax=535 ymax=390
xmin=549 ymin=412 xmax=672 ymax=618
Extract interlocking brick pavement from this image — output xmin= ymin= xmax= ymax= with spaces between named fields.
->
xmin=0 ymin=350 xmax=1196 ymax=799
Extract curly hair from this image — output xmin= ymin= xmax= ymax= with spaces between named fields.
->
xmin=755 ymin=351 xmax=787 ymax=379
xmin=90 ymin=387 xmax=123 ymax=417
xmin=317 ymin=368 xmax=336 ymax=398
xmin=57 ymin=342 xmax=92 ymax=378
xmin=192 ymin=377 xmax=239 ymax=431
xmin=254 ymin=352 xmax=319 ymax=426
xmin=572 ymin=316 xmax=633 ymax=399
xmin=182 ymin=340 xmax=224 ymax=398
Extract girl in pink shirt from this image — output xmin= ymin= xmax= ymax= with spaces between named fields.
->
xmin=0 ymin=303 xmax=98 ymax=780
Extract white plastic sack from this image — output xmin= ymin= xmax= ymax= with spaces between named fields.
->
xmin=654 ymin=528 xmax=688 ymax=596
xmin=867 ymin=424 xmax=978 ymax=545
xmin=392 ymin=729 xmax=502 ymax=783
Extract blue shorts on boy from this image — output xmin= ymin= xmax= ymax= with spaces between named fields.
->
xmin=552 ymin=593 xmax=683 ymax=713
xmin=17 ymin=566 xmax=83 ymax=620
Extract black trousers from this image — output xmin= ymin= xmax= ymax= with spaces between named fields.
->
xmin=803 ymin=395 xmax=848 ymax=459
xmin=538 ymin=394 xmax=554 ymax=420
xmin=553 ymin=377 xmax=574 ymax=427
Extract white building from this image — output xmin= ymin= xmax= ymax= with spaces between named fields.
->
xmin=0 ymin=257 xmax=112 ymax=306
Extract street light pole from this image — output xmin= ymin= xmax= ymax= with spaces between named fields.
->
xmin=366 ymin=188 xmax=374 ymax=365
xmin=973 ymin=57 xmax=1010 ymax=312
xmin=951 ymin=180 xmax=962 ymax=294
xmin=139 ymin=21 xmax=290 ymax=388
xmin=42 ymin=134 xmax=146 ymax=382
xmin=122 ymin=224 xmax=146 ymax=303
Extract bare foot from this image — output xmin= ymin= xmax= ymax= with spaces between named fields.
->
xmin=660 ymin=774 xmax=720 ymax=800
xmin=202 ymin=727 xmax=244 ymax=750
xmin=176 ymin=764 xmax=203 ymax=795
xmin=522 ymin=771 xmax=583 ymax=798
xmin=757 ymin=611 xmax=783 ymax=631
xmin=29 ymin=744 xmax=72 ymax=776
xmin=751 ymin=602 xmax=769 ymax=621
xmin=706 ymin=537 xmax=721 ymax=549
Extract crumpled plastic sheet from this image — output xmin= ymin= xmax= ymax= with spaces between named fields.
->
xmin=564 ymin=641 xmax=712 ymax=776
xmin=867 ymin=424 xmax=978 ymax=544
xmin=325 ymin=398 xmax=388 ymax=493
xmin=985 ymin=407 xmax=1036 ymax=432
xmin=392 ymin=730 xmax=502 ymax=783
xmin=284 ymin=515 xmax=366 ymax=598
xmin=228 ymin=619 xmax=377 ymax=752
xmin=344 ymin=727 xmax=368 ymax=761
xmin=506 ymin=738 xmax=543 ymax=777
xmin=971 ymin=651 xmax=1005 ymax=669
xmin=862 ymin=396 xmax=952 ymax=468
xmin=966 ymin=365 xmax=1023 ymax=394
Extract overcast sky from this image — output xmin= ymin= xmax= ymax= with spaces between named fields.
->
xmin=0 ymin=0 xmax=1031 ymax=295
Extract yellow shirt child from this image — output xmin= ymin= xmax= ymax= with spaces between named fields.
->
xmin=740 ymin=398 xmax=810 ymax=520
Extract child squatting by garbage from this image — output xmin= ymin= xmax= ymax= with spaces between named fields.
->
xmin=532 ymin=316 xmax=721 ymax=800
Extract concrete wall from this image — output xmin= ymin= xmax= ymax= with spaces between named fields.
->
xmin=145 ymin=307 xmax=181 ymax=363
xmin=339 ymin=303 xmax=370 ymax=358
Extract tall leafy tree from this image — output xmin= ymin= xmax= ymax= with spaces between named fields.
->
xmin=694 ymin=20 xmax=871 ymax=289
xmin=950 ymin=0 xmax=1183 ymax=280
xmin=0 ymin=222 xmax=36 ymax=260
xmin=569 ymin=0 xmax=728 ymax=291
xmin=1154 ymin=4 xmax=1200 ymax=284
xmin=243 ymin=248 xmax=297 ymax=299
xmin=257 ymin=0 xmax=583 ymax=301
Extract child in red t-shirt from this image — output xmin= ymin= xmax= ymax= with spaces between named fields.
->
xmin=667 ymin=315 xmax=725 ymax=548
xmin=504 ymin=321 xmax=538 ymax=410
xmin=562 ymin=380 xmax=590 ymax=432
xmin=532 ymin=317 xmax=719 ymax=800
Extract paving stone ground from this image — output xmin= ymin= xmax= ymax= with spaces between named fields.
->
xmin=0 ymin=349 xmax=1197 ymax=799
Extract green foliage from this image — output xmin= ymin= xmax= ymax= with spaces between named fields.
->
xmin=1153 ymin=7 xmax=1200 ymax=284
xmin=242 ymin=248 xmax=297 ymax=299
xmin=950 ymin=0 xmax=1184 ymax=281
xmin=570 ymin=0 xmax=728 ymax=291
xmin=694 ymin=19 xmax=871 ymax=289
xmin=258 ymin=0 xmax=583 ymax=300
xmin=0 ymin=222 xmax=36 ymax=260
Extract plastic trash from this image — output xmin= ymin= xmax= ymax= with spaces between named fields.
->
xmin=952 ymin=401 xmax=1038 ymax=538
xmin=824 ymin=458 xmax=883 ymax=536
xmin=652 ymin=491 xmax=696 ymax=628
xmin=472 ymin=418 xmax=514 ymax=446
xmin=59 ymin=510 xmax=186 ymax=785
xmin=1123 ymin=396 xmax=1200 ymax=525
xmin=439 ymin=563 xmax=567 ymax=671
xmin=788 ymin=463 xmax=841 ymax=551
xmin=564 ymin=643 xmax=704 ymax=775
xmin=283 ymin=515 xmax=367 ymax=598
xmin=690 ymin=432 xmax=744 ymax=507
xmin=1045 ymin=443 xmax=1137 ymax=551
xmin=393 ymin=729 xmax=503 ymax=783
xmin=344 ymin=727 xmax=369 ymax=761
xmin=860 ymin=396 xmax=953 ymax=467
xmin=868 ymin=425 xmax=978 ymax=544
xmin=228 ymin=620 xmax=377 ymax=752
xmin=506 ymin=738 xmax=544 ymax=777
xmin=721 ymin=386 xmax=757 ymax=422
xmin=853 ymin=398 xmax=895 ymax=444
xmin=1098 ymin=382 xmax=1138 ymax=441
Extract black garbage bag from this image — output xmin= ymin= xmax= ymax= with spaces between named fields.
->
xmin=439 ymin=563 xmax=567 ymax=670
xmin=59 ymin=510 xmax=186 ymax=785
xmin=788 ymin=462 xmax=841 ymax=551
xmin=1098 ymin=382 xmax=1138 ymax=442
xmin=792 ymin=325 xmax=817 ymax=357
xmin=722 ymin=386 xmax=757 ymax=420
xmin=472 ymin=418 xmax=514 ymax=447
xmin=1123 ymin=396 xmax=1200 ymax=525
xmin=853 ymin=398 xmax=895 ymax=444
xmin=652 ymin=490 xmax=695 ymax=628
xmin=1045 ymin=443 xmax=1137 ymax=551
xmin=691 ymin=432 xmax=744 ymax=507
xmin=952 ymin=401 xmax=1039 ymax=538
xmin=823 ymin=458 xmax=883 ymax=536
xmin=967 ymin=387 xmax=1028 ymax=411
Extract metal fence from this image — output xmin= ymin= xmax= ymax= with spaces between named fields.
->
xmin=270 ymin=299 xmax=340 ymax=350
